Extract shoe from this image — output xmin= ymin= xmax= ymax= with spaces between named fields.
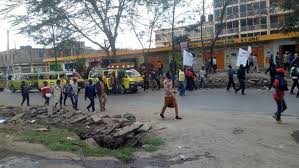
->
xmin=175 ymin=116 xmax=182 ymax=120
xmin=235 ymin=90 xmax=238 ymax=94
xmin=87 ymin=108 xmax=90 ymax=112
xmin=241 ymin=93 xmax=246 ymax=95
xmin=160 ymin=113 xmax=165 ymax=119
xmin=272 ymin=114 xmax=277 ymax=120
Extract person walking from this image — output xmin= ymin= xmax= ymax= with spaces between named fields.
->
xmin=41 ymin=81 xmax=52 ymax=106
xmin=143 ymin=70 xmax=150 ymax=92
xmin=191 ymin=69 xmax=198 ymax=90
xmin=185 ymin=69 xmax=193 ymax=91
xmin=110 ymin=72 xmax=117 ymax=94
xmin=252 ymin=54 xmax=260 ymax=73
xmin=20 ymin=81 xmax=30 ymax=106
xmin=227 ymin=65 xmax=236 ymax=91
xmin=178 ymin=68 xmax=185 ymax=96
xmin=272 ymin=68 xmax=288 ymax=123
xmin=117 ymin=71 xmax=123 ymax=94
xmin=53 ymin=80 xmax=63 ymax=109
xmin=283 ymin=52 xmax=290 ymax=71
xmin=160 ymin=72 xmax=182 ymax=120
xmin=96 ymin=76 xmax=108 ymax=111
xmin=290 ymin=64 xmax=299 ymax=97
xmin=199 ymin=66 xmax=207 ymax=89
xmin=63 ymin=79 xmax=74 ymax=106
xmin=212 ymin=57 xmax=217 ymax=73
xmin=235 ymin=64 xmax=246 ymax=95
xmin=265 ymin=59 xmax=277 ymax=91
xmin=85 ymin=79 xmax=96 ymax=112
xmin=72 ymin=78 xmax=80 ymax=110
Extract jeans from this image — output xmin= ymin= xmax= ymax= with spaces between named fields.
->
xmin=179 ymin=81 xmax=185 ymax=96
xmin=290 ymin=79 xmax=299 ymax=94
xmin=199 ymin=77 xmax=207 ymax=88
xmin=21 ymin=94 xmax=30 ymax=106
xmin=275 ymin=98 xmax=287 ymax=121
xmin=112 ymin=84 xmax=117 ymax=94
xmin=64 ymin=93 xmax=74 ymax=106
xmin=117 ymin=83 xmax=123 ymax=94
xmin=99 ymin=93 xmax=108 ymax=111
xmin=44 ymin=96 xmax=50 ymax=106
xmin=269 ymin=77 xmax=275 ymax=90
xmin=227 ymin=77 xmax=236 ymax=91
xmin=144 ymin=80 xmax=149 ymax=91
xmin=236 ymin=79 xmax=245 ymax=94
xmin=87 ymin=96 xmax=95 ymax=112
xmin=72 ymin=94 xmax=78 ymax=109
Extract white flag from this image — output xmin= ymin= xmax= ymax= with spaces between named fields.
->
xmin=236 ymin=48 xmax=250 ymax=67
xmin=183 ymin=50 xmax=193 ymax=66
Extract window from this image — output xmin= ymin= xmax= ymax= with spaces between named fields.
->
xmin=233 ymin=6 xmax=238 ymax=14
xmin=247 ymin=3 xmax=253 ymax=11
xmin=226 ymin=22 xmax=233 ymax=29
xmin=260 ymin=1 xmax=266 ymax=12
xmin=49 ymin=74 xmax=58 ymax=80
xmin=240 ymin=5 xmax=246 ymax=13
xmin=261 ymin=31 xmax=267 ymax=35
xmin=233 ymin=21 xmax=239 ymax=28
xmin=253 ymin=18 xmax=260 ymax=25
xmin=261 ymin=17 xmax=267 ymax=25
xmin=253 ymin=2 xmax=259 ymax=11
xmin=39 ymin=74 xmax=49 ymax=80
xmin=241 ymin=19 xmax=246 ymax=27
xmin=247 ymin=19 xmax=253 ymax=26
xmin=226 ymin=7 xmax=232 ymax=16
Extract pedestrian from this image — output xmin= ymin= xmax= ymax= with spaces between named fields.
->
xmin=252 ymin=54 xmax=260 ymax=73
xmin=247 ymin=55 xmax=254 ymax=73
xmin=85 ymin=79 xmax=96 ymax=112
xmin=235 ymin=64 xmax=246 ymax=95
xmin=191 ymin=69 xmax=198 ymax=90
xmin=96 ymin=76 xmax=108 ymax=111
xmin=212 ymin=57 xmax=217 ymax=73
xmin=265 ymin=56 xmax=276 ymax=91
xmin=53 ymin=80 xmax=63 ymax=109
xmin=178 ymin=67 xmax=185 ymax=96
xmin=110 ymin=72 xmax=117 ymax=94
xmin=275 ymin=52 xmax=281 ymax=67
xmin=185 ymin=68 xmax=193 ymax=91
xmin=283 ymin=51 xmax=289 ymax=71
xmin=72 ymin=78 xmax=80 ymax=110
xmin=227 ymin=65 xmax=236 ymax=91
xmin=63 ymin=79 xmax=74 ymax=106
xmin=199 ymin=66 xmax=207 ymax=89
xmin=291 ymin=53 xmax=299 ymax=67
xmin=272 ymin=68 xmax=288 ymax=123
xmin=288 ymin=52 xmax=295 ymax=71
xmin=117 ymin=71 xmax=123 ymax=94
xmin=20 ymin=81 xmax=30 ymax=106
xmin=41 ymin=81 xmax=52 ymax=106
xmin=290 ymin=64 xmax=299 ymax=97
xmin=207 ymin=57 xmax=214 ymax=74
xmin=160 ymin=72 xmax=182 ymax=120
xmin=143 ymin=70 xmax=150 ymax=92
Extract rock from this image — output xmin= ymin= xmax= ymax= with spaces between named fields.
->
xmin=122 ymin=113 xmax=136 ymax=123
xmin=111 ymin=115 xmax=122 ymax=118
xmin=113 ymin=122 xmax=143 ymax=138
xmin=138 ymin=123 xmax=152 ymax=132
xmin=35 ymin=128 xmax=49 ymax=132
xmin=90 ymin=113 xmax=104 ymax=124
xmin=66 ymin=137 xmax=76 ymax=141
xmin=71 ymin=115 xmax=88 ymax=124
xmin=247 ymin=80 xmax=256 ymax=84
xmin=10 ymin=113 xmax=25 ymax=121
xmin=84 ymin=138 xmax=99 ymax=148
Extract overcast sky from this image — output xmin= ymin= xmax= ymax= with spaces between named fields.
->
xmin=0 ymin=0 xmax=213 ymax=52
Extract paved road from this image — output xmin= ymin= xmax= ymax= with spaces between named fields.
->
xmin=0 ymin=89 xmax=298 ymax=116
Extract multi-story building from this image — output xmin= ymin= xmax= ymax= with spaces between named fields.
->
xmin=155 ymin=15 xmax=215 ymax=47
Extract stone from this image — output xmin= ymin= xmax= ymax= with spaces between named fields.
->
xmin=10 ymin=113 xmax=25 ymax=121
xmin=139 ymin=123 xmax=152 ymax=132
xmin=111 ymin=115 xmax=122 ymax=118
xmin=90 ymin=113 xmax=103 ymax=123
xmin=66 ymin=137 xmax=76 ymax=141
xmin=35 ymin=128 xmax=49 ymax=132
xmin=113 ymin=122 xmax=143 ymax=138
xmin=71 ymin=115 xmax=88 ymax=124
xmin=84 ymin=138 xmax=99 ymax=148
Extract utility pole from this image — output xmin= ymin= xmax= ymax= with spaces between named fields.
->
xmin=5 ymin=30 xmax=10 ymax=88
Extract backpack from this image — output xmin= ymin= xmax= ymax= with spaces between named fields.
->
xmin=276 ymin=76 xmax=288 ymax=91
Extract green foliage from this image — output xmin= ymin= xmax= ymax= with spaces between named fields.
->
xmin=10 ymin=128 xmax=164 ymax=161
xmin=73 ymin=59 xmax=87 ymax=75
xmin=49 ymin=63 xmax=63 ymax=71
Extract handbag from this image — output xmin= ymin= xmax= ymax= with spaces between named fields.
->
xmin=45 ymin=93 xmax=52 ymax=98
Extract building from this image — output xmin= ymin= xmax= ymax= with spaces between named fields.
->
xmin=155 ymin=15 xmax=215 ymax=47
xmin=0 ymin=46 xmax=49 ymax=74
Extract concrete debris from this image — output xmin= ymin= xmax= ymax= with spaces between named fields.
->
xmin=0 ymin=105 xmax=153 ymax=149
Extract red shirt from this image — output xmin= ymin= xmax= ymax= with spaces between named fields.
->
xmin=41 ymin=86 xmax=52 ymax=97
xmin=273 ymin=79 xmax=285 ymax=100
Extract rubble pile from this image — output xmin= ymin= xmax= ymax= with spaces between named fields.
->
xmin=0 ymin=106 xmax=152 ymax=149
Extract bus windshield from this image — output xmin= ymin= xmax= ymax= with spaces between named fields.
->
xmin=126 ymin=69 xmax=141 ymax=78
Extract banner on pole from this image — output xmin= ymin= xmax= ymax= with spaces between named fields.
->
xmin=183 ymin=50 xmax=193 ymax=66
xmin=236 ymin=46 xmax=252 ymax=67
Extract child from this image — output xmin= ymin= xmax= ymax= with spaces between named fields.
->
xmin=272 ymin=68 xmax=288 ymax=123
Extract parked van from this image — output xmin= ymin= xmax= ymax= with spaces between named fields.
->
xmin=7 ymin=71 xmax=85 ymax=92
xmin=88 ymin=68 xmax=144 ymax=93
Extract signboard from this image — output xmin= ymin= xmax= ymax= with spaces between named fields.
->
xmin=183 ymin=50 xmax=193 ymax=66
xmin=236 ymin=46 xmax=252 ymax=67
xmin=180 ymin=42 xmax=188 ymax=55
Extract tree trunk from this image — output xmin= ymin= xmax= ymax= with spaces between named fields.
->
xmin=171 ymin=0 xmax=177 ymax=62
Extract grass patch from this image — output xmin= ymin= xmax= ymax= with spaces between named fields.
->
xmin=17 ymin=128 xmax=163 ymax=160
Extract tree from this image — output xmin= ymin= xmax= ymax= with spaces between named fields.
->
xmin=128 ymin=0 xmax=171 ymax=55
xmin=1 ymin=0 xmax=136 ymax=57
xmin=275 ymin=0 xmax=299 ymax=33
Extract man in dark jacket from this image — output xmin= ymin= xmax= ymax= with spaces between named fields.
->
xmin=85 ymin=79 xmax=96 ymax=112
xmin=235 ymin=64 xmax=246 ymax=95
xmin=265 ymin=61 xmax=277 ymax=90
xmin=21 ymin=81 xmax=30 ymax=106
xmin=227 ymin=65 xmax=236 ymax=91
